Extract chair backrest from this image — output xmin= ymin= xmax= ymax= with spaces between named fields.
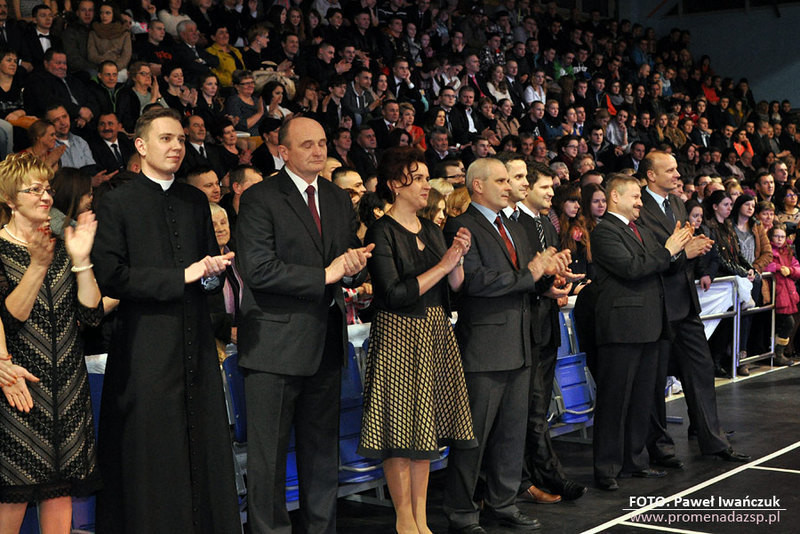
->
xmin=553 ymin=352 xmax=595 ymax=423
xmin=558 ymin=312 xmax=571 ymax=357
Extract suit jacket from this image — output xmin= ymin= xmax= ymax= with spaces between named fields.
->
xmin=89 ymin=135 xmax=136 ymax=174
xmin=23 ymin=70 xmax=97 ymax=120
xmin=350 ymin=145 xmax=380 ymax=179
xmin=444 ymin=205 xmax=537 ymax=372
xmin=0 ymin=21 xmax=26 ymax=59
xmin=518 ymin=210 xmax=561 ymax=348
xmin=171 ymin=41 xmax=219 ymax=87
xmin=590 ymin=214 xmax=671 ymax=346
xmin=21 ymin=27 xmax=63 ymax=68
xmin=235 ymin=169 xmax=362 ymax=376
xmin=636 ymin=189 xmax=702 ymax=322
xmin=449 ymin=104 xmax=474 ymax=146
xmin=368 ymin=117 xmax=393 ymax=149
xmin=179 ymin=142 xmax=226 ymax=181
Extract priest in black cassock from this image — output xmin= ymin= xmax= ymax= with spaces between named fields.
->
xmin=91 ymin=108 xmax=240 ymax=533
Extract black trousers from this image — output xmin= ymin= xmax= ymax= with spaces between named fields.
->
xmin=521 ymin=344 xmax=567 ymax=492
xmin=244 ymin=309 xmax=343 ymax=534
xmin=593 ymin=342 xmax=658 ymax=479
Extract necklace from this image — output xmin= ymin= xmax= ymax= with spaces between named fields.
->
xmin=3 ymin=224 xmax=28 ymax=245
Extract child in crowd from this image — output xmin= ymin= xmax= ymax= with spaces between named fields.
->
xmin=764 ymin=223 xmax=800 ymax=366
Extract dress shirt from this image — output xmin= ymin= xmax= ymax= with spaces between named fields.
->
xmin=285 ymin=165 xmax=319 ymax=209
xmin=645 ymin=187 xmax=669 ymax=216
xmin=472 ymin=201 xmax=515 ymax=247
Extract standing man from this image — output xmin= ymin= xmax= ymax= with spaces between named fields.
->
xmin=514 ymin=160 xmax=587 ymax=502
xmin=443 ymin=157 xmax=570 ymax=533
xmin=589 ymin=173 xmax=691 ymax=491
xmin=236 ymin=117 xmax=373 ymax=533
xmin=636 ymin=151 xmax=751 ymax=465
xmin=92 ymin=107 xmax=240 ymax=532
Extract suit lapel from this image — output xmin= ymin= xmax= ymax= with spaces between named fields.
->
xmin=467 ymin=205 xmax=518 ymax=269
xmin=278 ymin=171 xmax=324 ymax=254
xmin=607 ymin=212 xmax=646 ymax=251
xmin=318 ymin=181 xmax=338 ymax=261
xmin=641 ymin=189 xmax=674 ymax=234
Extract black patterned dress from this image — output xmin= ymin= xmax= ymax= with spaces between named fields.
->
xmin=358 ymin=216 xmax=475 ymax=460
xmin=0 ymin=238 xmax=103 ymax=503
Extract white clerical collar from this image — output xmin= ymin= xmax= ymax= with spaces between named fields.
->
xmin=146 ymin=173 xmax=174 ymax=191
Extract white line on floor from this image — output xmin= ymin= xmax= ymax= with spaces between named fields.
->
xmin=750 ymin=465 xmax=800 ymax=475
xmin=580 ymin=440 xmax=800 ymax=534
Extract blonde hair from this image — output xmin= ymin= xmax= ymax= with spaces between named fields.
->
xmin=0 ymin=152 xmax=54 ymax=224
xmin=428 ymin=178 xmax=454 ymax=197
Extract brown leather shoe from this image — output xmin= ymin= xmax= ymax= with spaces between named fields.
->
xmin=520 ymin=484 xmax=561 ymax=504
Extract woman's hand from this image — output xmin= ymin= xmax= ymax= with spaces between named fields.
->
xmin=1 ymin=364 xmax=39 ymax=412
xmin=28 ymin=225 xmax=55 ymax=269
xmin=64 ymin=212 xmax=97 ymax=268
xmin=442 ymin=227 xmax=471 ymax=272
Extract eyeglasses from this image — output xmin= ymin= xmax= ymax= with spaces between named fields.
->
xmin=446 ymin=173 xmax=466 ymax=179
xmin=566 ymin=144 xmax=579 ymax=149
xmin=19 ymin=184 xmax=54 ymax=196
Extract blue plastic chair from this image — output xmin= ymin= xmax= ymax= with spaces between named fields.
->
xmin=552 ymin=353 xmax=595 ymax=424
xmin=557 ymin=312 xmax=571 ymax=357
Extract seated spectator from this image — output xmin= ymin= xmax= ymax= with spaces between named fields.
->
xmin=194 ymin=73 xmax=226 ymax=130
xmin=215 ymin=118 xmax=249 ymax=173
xmin=553 ymin=135 xmax=580 ymax=180
xmin=23 ymin=119 xmax=63 ymax=170
xmin=475 ymin=97 xmax=500 ymax=147
xmin=329 ymin=126 xmax=354 ymax=167
xmin=444 ymin=185 xmax=470 ymax=218
xmin=320 ymin=156 xmax=341 ymax=181
xmin=23 ymin=49 xmax=98 ymax=127
xmin=0 ymin=46 xmax=28 ymax=155
xmin=173 ymin=20 xmax=219 ymax=87
xmin=206 ymin=24 xmax=244 ymax=88
xmin=343 ymin=67 xmax=378 ymax=126
xmin=242 ymin=25 xmax=271 ymax=71
xmin=186 ymin=165 xmax=222 ymax=204
xmin=208 ymin=202 xmax=241 ymax=350
xmin=350 ymin=124 xmax=380 ymax=179
xmin=428 ymin=178 xmax=454 ymax=199
xmin=160 ymin=64 xmax=196 ymax=116
xmin=45 ymin=104 xmax=97 ymax=174
xmin=179 ymin=114 xmax=226 ymax=179
xmin=91 ymin=60 xmax=127 ymax=117
xmin=369 ymin=98 xmax=399 ymax=149
xmin=116 ymin=61 xmax=164 ymax=133
xmin=397 ymin=102 xmax=425 ymax=150
xmin=89 ymin=112 xmax=135 ymax=175
xmin=386 ymin=128 xmax=412 ymax=148
xmin=225 ymin=70 xmax=264 ymax=136
xmin=319 ymin=76 xmax=347 ymax=131
xmin=63 ymin=0 xmax=97 ymax=77
xmin=133 ymin=19 xmax=174 ymax=78
xmin=221 ymin=164 xmax=263 ymax=235
xmin=21 ymin=4 xmax=61 ymax=70
xmin=88 ymin=3 xmax=132 ymax=82
xmin=158 ymin=0 xmax=193 ymax=39
xmin=250 ymin=117 xmax=283 ymax=177
xmin=331 ymin=165 xmax=366 ymax=207
xmin=262 ymin=80 xmax=292 ymax=121
xmin=486 ymin=64 xmax=512 ymax=104
xmin=495 ymin=99 xmax=520 ymax=139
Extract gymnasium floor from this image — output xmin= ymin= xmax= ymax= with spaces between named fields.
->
xmin=332 ymin=364 xmax=800 ymax=533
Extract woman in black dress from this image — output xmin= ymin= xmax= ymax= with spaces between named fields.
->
xmin=0 ymin=152 xmax=103 ymax=530
xmin=359 ymin=147 xmax=475 ymax=534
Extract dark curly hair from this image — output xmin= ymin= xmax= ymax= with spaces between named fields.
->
xmin=375 ymin=147 xmax=426 ymax=203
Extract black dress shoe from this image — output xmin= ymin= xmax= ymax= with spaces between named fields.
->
xmin=556 ymin=479 xmax=588 ymax=500
xmin=595 ymin=477 xmax=619 ymax=491
xmin=630 ymin=468 xmax=667 ymax=478
xmin=714 ymin=448 xmax=751 ymax=462
xmin=652 ymin=455 xmax=684 ymax=469
xmin=489 ymin=510 xmax=541 ymax=530
xmin=448 ymin=525 xmax=487 ymax=534
xmin=714 ymin=365 xmax=732 ymax=378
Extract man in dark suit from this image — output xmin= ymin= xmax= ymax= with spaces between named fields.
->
xmin=179 ymin=114 xmax=226 ymax=179
xmin=23 ymin=49 xmax=97 ymax=125
xmin=368 ymin=99 xmax=398 ymax=149
xmin=424 ymin=127 xmax=452 ymax=170
xmin=443 ymin=158 xmax=571 ymax=534
xmin=386 ymin=57 xmax=424 ymax=115
xmin=512 ymin=159 xmax=587 ymax=502
xmin=0 ymin=0 xmax=27 ymax=68
xmin=449 ymin=86 xmax=478 ymax=146
xmin=615 ymin=141 xmax=646 ymax=172
xmin=89 ymin=112 xmax=135 ymax=174
xmin=636 ymin=151 xmax=751 ymax=466
xmin=350 ymin=124 xmax=380 ymax=179
xmin=235 ymin=117 xmax=373 ymax=534
xmin=173 ymin=20 xmax=219 ymax=87
xmin=21 ymin=4 xmax=62 ymax=69
xmin=588 ymin=173 xmax=691 ymax=491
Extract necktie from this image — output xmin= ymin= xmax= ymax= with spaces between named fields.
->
xmin=494 ymin=215 xmax=518 ymax=268
xmin=628 ymin=221 xmax=643 ymax=242
xmin=62 ymin=79 xmax=78 ymax=105
xmin=663 ymin=197 xmax=676 ymax=224
xmin=0 ymin=26 xmax=6 ymax=43
xmin=368 ymin=150 xmax=377 ymax=167
xmin=111 ymin=143 xmax=122 ymax=165
xmin=534 ymin=216 xmax=547 ymax=250
xmin=199 ymin=145 xmax=206 ymax=158
xmin=306 ymin=185 xmax=321 ymax=235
